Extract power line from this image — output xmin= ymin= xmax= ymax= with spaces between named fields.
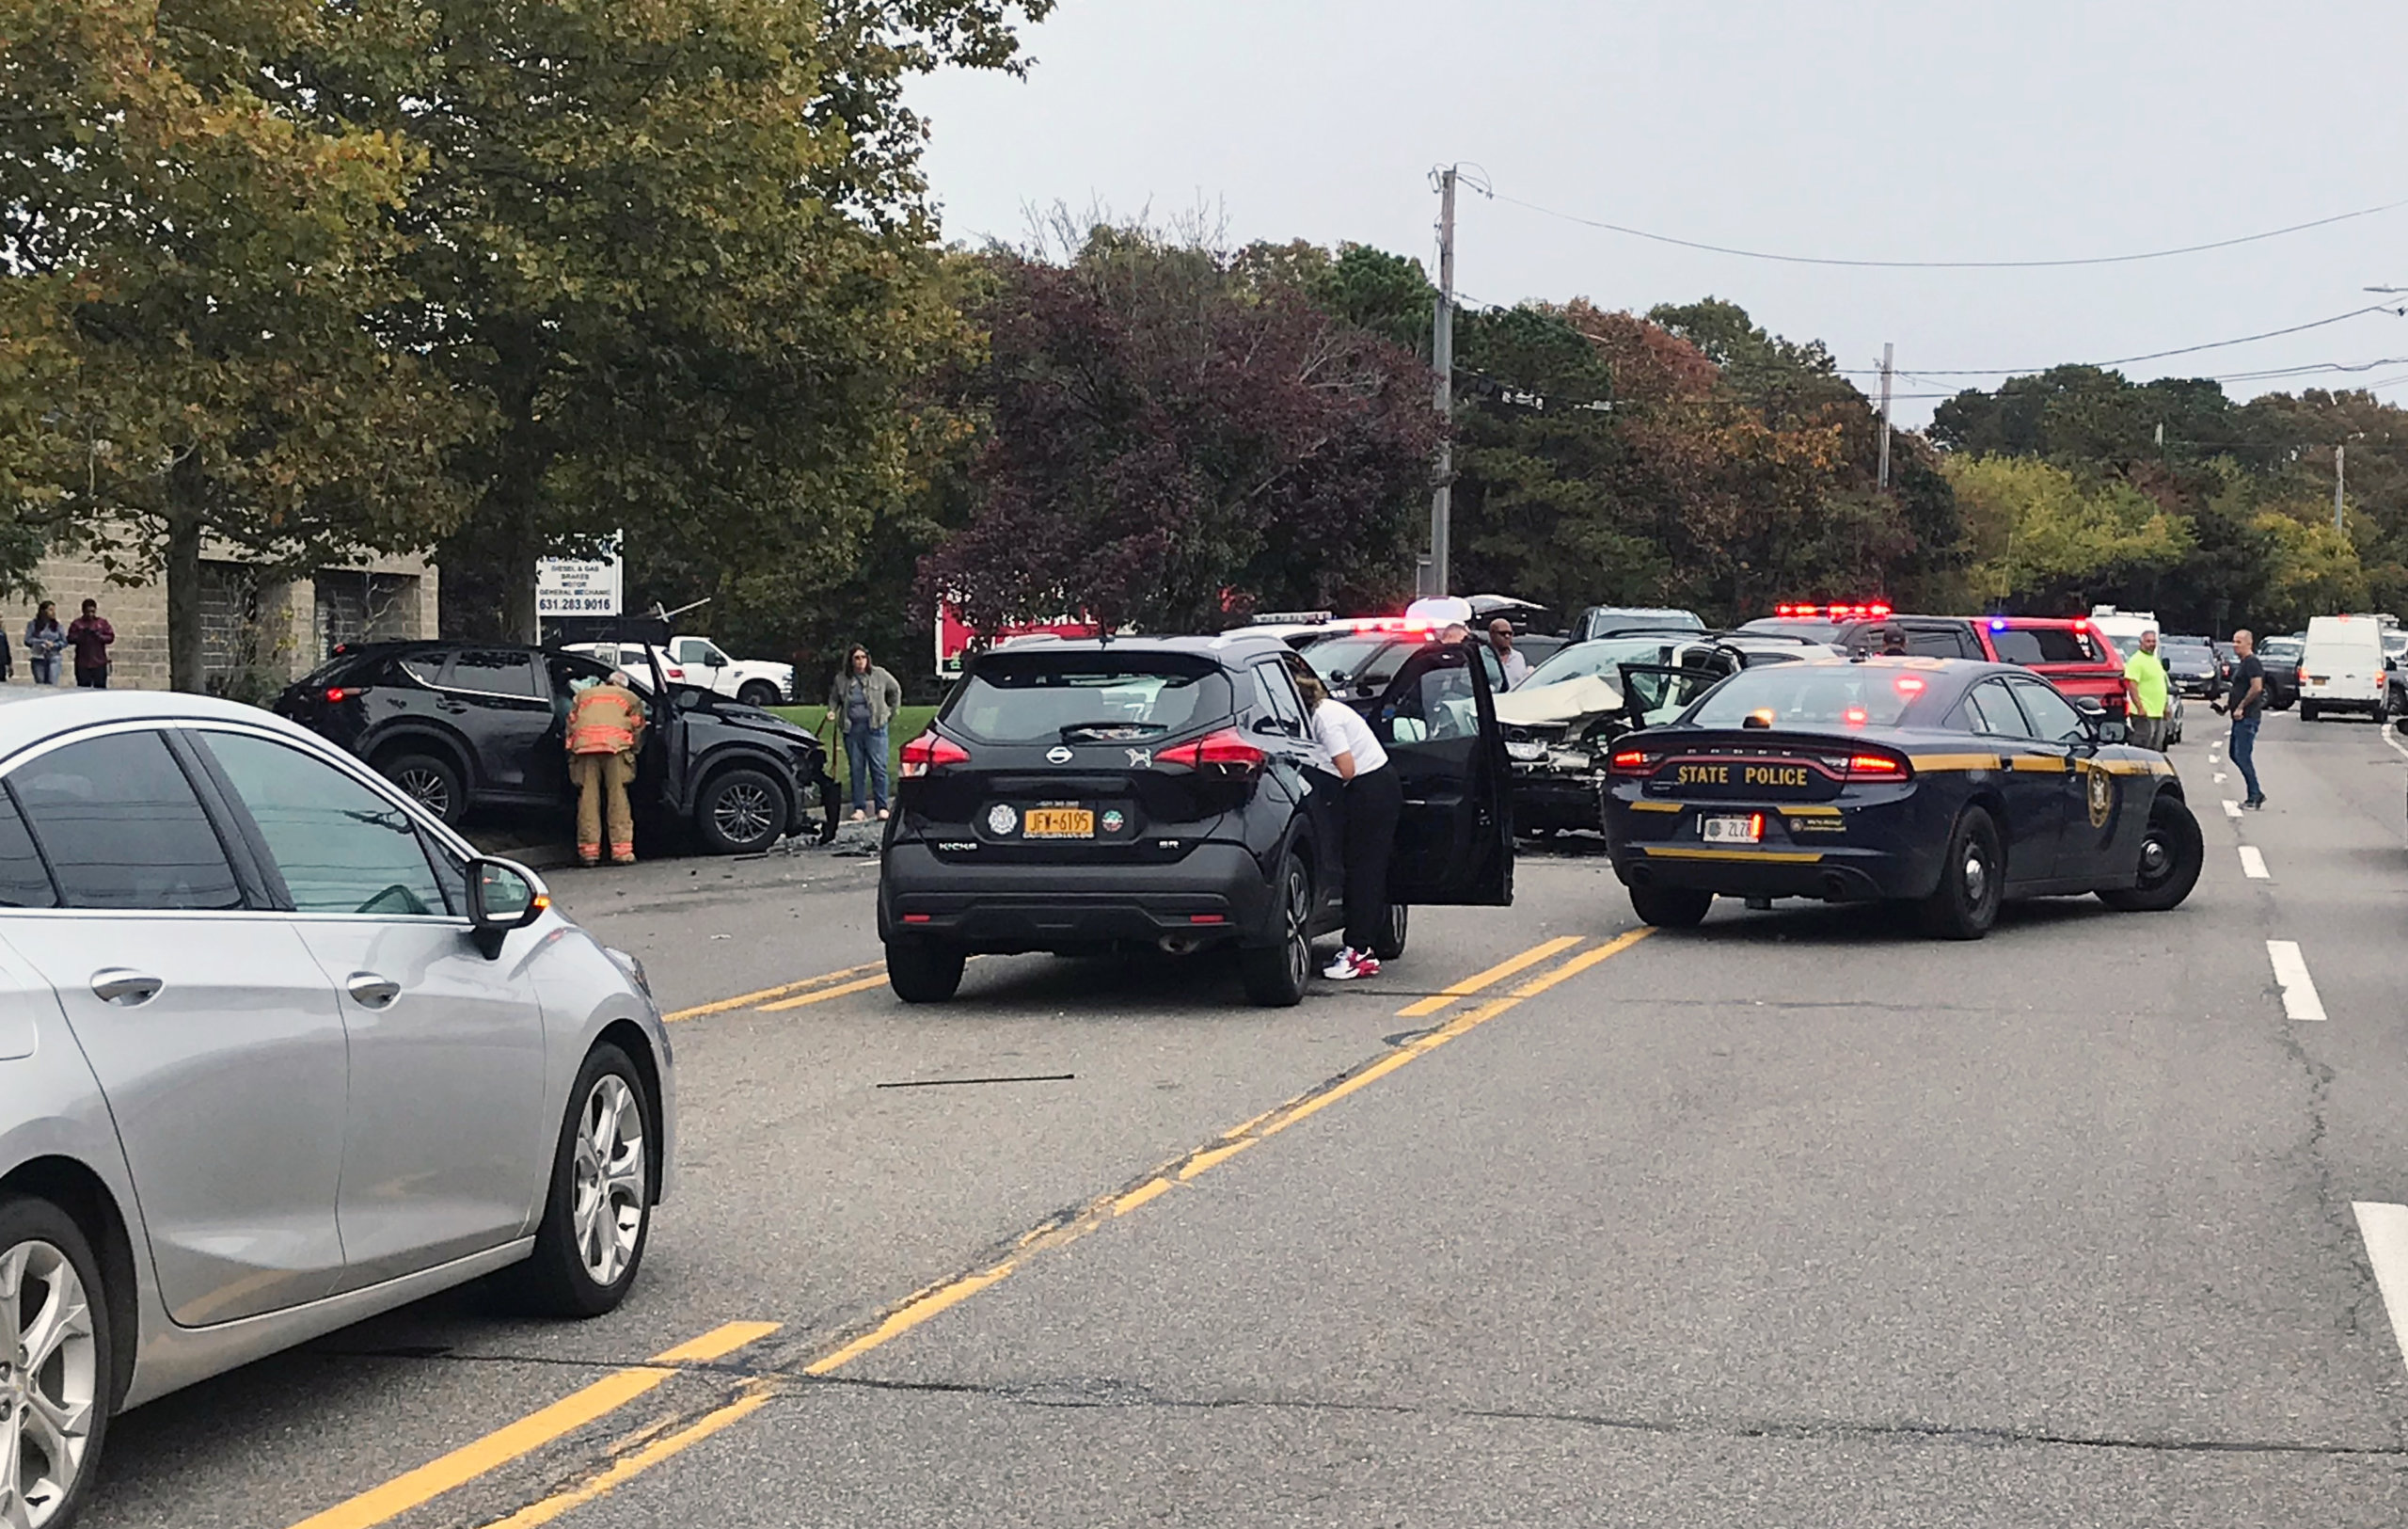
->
xmin=1490 ymin=190 xmax=2408 ymax=271
xmin=1831 ymin=305 xmax=2403 ymax=377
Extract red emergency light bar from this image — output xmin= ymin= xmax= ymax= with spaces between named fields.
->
xmin=1774 ymin=601 xmax=1893 ymax=621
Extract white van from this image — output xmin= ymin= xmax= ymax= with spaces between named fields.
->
xmin=2300 ymin=614 xmax=2388 ymax=721
xmin=2087 ymin=605 xmax=2159 ymax=659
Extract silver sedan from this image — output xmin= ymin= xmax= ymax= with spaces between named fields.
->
xmin=0 ymin=689 xmax=674 ymax=1526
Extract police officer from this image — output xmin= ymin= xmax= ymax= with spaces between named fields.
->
xmin=567 ymin=670 xmax=647 ymax=866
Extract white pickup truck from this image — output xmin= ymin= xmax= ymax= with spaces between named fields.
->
xmin=565 ymin=637 xmax=795 ymax=708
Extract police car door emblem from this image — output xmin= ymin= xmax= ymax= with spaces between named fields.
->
xmin=1047 ymin=746 xmax=1074 ymax=764
xmin=2085 ymin=764 xmax=2114 ymax=828
xmin=1126 ymin=747 xmax=1151 ymax=768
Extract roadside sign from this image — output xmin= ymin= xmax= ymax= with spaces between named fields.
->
xmin=537 ymin=534 xmax=623 ymax=617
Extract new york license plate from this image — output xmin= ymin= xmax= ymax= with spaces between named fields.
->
xmin=1702 ymin=814 xmax=1762 ymax=845
xmin=1023 ymin=806 xmax=1095 ymax=838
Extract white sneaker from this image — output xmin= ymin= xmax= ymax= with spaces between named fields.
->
xmin=1322 ymin=948 xmax=1377 ymax=980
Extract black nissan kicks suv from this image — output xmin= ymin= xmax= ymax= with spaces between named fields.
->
xmin=276 ymin=641 xmax=837 ymax=853
xmin=878 ymin=633 xmax=1516 ymax=1006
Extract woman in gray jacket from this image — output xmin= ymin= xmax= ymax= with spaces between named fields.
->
xmin=827 ymin=645 xmax=904 ymax=820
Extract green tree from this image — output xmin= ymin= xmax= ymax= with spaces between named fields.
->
xmin=2 ymin=0 xmax=470 ymax=687
xmin=1944 ymin=454 xmax=2193 ymax=612
xmin=291 ymin=0 xmax=1051 ymax=639
xmin=919 ymin=225 xmax=1440 ymax=635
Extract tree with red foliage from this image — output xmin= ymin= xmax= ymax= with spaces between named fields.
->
xmin=918 ymin=228 xmax=1440 ymax=635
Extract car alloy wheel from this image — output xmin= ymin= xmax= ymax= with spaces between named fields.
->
xmin=711 ymin=780 xmax=777 ymax=846
xmin=396 ymin=766 xmax=452 ymax=818
xmin=572 ymin=1075 xmax=647 ymax=1289
xmin=0 ymin=1238 xmax=97 ymax=1529
xmin=1280 ymin=863 xmax=1311 ymax=995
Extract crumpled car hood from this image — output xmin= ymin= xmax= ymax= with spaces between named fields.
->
xmin=1495 ymin=674 xmax=1624 ymax=726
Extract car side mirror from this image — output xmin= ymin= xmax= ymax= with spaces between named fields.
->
xmin=467 ymin=855 xmax=548 ymax=958
xmin=1252 ymin=715 xmax=1287 ymax=736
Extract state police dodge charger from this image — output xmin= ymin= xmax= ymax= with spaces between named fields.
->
xmin=1601 ymin=656 xmax=2203 ymax=938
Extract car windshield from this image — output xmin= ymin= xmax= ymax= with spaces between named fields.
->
xmin=947 ymin=655 xmax=1231 ymax=743
xmin=1300 ymin=634 xmax=1434 ymax=691
xmin=1687 ymin=665 xmax=1927 ymax=730
xmin=2261 ymin=639 xmax=2303 ymax=661
xmin=1522 ymin=637 xmax=1703 ymax=690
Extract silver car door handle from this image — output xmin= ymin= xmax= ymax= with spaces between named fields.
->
xmin=91 ymin=970 xmax=162 ymax=1006
xmin=345 ymin=973 xmax=402 ymax=1009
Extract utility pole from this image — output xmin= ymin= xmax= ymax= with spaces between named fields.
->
xmin=2336 ymin=442 xmax=2347 ymax=534
xmin=1876 ymin=342 xmax=1894 ymax=491
xmin=1428 ymin=167 xmax=1458 ymax=598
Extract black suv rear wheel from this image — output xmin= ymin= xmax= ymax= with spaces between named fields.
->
xmin=1239 ymin=854 xmax=1313 ymax=1007
xmin=379 ymin=751 xmax=466 ymax=825
xmin=887 ymin=939 xmax=965 ymax=1002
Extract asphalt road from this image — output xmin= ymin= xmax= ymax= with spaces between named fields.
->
xmin=81 ymin=710 xmax=2408 ymax=1527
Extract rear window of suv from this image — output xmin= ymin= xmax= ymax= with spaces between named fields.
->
xmin=1991 ymin=627 xmax=2105 ymax=665
xmin=947 ymin=655 xmax=1232 ymax=744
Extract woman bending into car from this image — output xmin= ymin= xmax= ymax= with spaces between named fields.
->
xmin=1295 ymin=671 xmax=1402 ymax=982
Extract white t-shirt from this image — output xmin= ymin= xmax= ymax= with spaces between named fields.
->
xmin=1312 ymin=698 xmax=1389 ymax=776
xmin=1497 ymin=648 xmax=1531 ymax=688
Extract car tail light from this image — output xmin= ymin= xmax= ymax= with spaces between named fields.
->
xmin=1893 ymin=675 xmax=1925 ymax=697
xmin=323 ymin=686 xmax=350 ymax=704
xmin=1609 ymin=748 xmax=1655 ymax=776
xmin=898 ymin=731 xmax=968 ymax=777
xmin=1162 ymin=728 xmax=1268 ymax=774
xmin=1843 ymin=706 xmax=1869 ymax=726
xmin=1846 ymin=753 xmax=1910 ymax=782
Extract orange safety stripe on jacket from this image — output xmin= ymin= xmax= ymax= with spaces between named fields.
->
xmin=567 ymin=686 xmax=643 ymax=755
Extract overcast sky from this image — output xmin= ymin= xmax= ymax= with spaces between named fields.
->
xmin=908 ymin=0 xmax=2408 ymax=425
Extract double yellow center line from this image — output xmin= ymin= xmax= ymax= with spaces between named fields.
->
xmin=287 ymin=926 xmax=1649 ymax=1529
xmin=660 ymin=962 xmax=883 ymax=1021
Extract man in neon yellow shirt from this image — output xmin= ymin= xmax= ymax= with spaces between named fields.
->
xmin=2121 ymin=629 xmax=2169 ymax=751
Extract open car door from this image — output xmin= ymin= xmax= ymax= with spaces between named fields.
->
xmin=1616 ymin=662 xmax=1729 ymax=729
xmin=1370 ymin=641 xmax=1513 ymax=906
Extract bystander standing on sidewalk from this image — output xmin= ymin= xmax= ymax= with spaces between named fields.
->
xmin=66 ymin=599 xmax=112 ymax=689
xmin=2121 ymin=628 xmax=2169 ymax=751
xmin=24 ymin=603 xmax=63 ymax=686
xmin=827 ymin=645 xmax=902 ymax=821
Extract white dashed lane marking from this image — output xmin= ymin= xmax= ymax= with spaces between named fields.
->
xmin=2266 ymin=940 xmax=2326 ymax=1022
xmin=2213 ymin=772 xmax=2228 ymax=784
xmin=2239 ymin=846 xmax=2269 ymax=879
xmin=2222 ymin=800 xmax=2242 ymax=819
xmin=2354 ymin=1202 xmax=2408 ymax=1368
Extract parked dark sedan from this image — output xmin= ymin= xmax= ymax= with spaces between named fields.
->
xmin=878 ymin=633 xmax=1513 ymax=1005
xmin=275 ymin=642 xmax=837 ymax=852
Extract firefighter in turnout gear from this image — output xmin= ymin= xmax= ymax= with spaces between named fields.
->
xmin=567 ymin=671 xmax=647 ymax=866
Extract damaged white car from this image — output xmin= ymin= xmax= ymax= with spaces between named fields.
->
xmin=1499 ymin=633 xmax=1834 ymax=834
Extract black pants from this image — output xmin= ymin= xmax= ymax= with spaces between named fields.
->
xmin=1340 ymin=764 xmax=1403 ymax=951
xmin=73 ymin=666 xmax=105 ymax=690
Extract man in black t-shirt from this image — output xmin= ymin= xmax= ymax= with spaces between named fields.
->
xmin=2217 ymin=629 xmax=2266 ymax=808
